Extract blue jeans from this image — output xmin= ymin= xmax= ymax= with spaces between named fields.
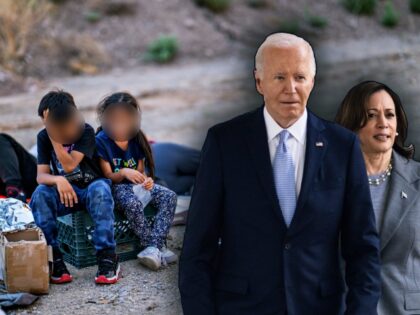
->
xmin=151 ymin=142 xmax=200 ymax=194
xmin=29 ymin=179 xmax=116 ymax=252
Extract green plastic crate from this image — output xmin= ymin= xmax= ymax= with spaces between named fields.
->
xmin=57 ymin=205 xmax=156 ymax=269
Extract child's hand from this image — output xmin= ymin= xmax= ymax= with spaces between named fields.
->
xmin=55 ymin=176 xmax=78 ymax=207
xmin=49 ymin=135 xmax=62 ymax=147
xmin=121 ymin=168 xmax=145 ymax=184
xmin=143 ymin=177 xmax=154 ymax=190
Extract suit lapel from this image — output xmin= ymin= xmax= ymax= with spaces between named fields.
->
xmin=246 ymin=105 xmax=287 ymax=226
xmin=380 ymin=151 xmax=420 ymax=251
xmin=287 ymin=111 xmax=326 ymax=237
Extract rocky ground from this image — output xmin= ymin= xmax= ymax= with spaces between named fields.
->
xmin=9 ymin=226 xmax=185 ymax=315
xmin=2 ymin=0 xmax=420 ymax=96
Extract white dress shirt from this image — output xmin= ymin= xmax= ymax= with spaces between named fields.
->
xmin=263 ymin=105 xmax=307 ymax=198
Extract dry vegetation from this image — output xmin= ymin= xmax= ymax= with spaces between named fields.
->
xmin=0 ymin=0 xmax=51 ymax=73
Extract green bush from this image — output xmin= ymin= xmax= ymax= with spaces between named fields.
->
xmin=381 ymin=1 xmax=399 ymax=28
xmin=308 ymin=14 xmax=328 ymax=28
xmin=410 ymin=0 xmax=420 ymax=13
xmin=194 ymin=0 xmax=230 ymax=13
xmin=342 ymin=0 xmax=377 ymax=15
xmin=278 ymin=20 xmax=300 ymax=34
xmin=246 ymin=0 xmax=268 ymax=9
xmin=84 ymin=10 xmax=102 ymax=23
xmin=144 ymin=35 xmax=178 ymax=64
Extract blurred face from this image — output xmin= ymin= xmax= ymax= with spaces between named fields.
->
xmin=101 ymin=104 xmax=140 ymax=141
xmin=357 ymin=90 xmax=397 ymax=155
xmin=45 ymin=111 xmax=85 ymax=144
xmin=254 ymin=44 xmax=315 ymax=128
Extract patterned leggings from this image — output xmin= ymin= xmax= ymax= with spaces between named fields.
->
xmin=112 ymin=183 xmax=177 ymax=249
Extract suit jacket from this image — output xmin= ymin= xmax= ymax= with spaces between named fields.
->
xmin=179 ymin=105 xmax=381 ymax=315
xmin=378 ymin=150 xmax=420 ymax=315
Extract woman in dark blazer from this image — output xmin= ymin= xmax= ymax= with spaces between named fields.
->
xmin=336 ymin=80 xmax=420 ymax=315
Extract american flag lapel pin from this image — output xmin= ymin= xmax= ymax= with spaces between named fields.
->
xmin=401 ymin=191 xmax=408 ymax=199
xmin=315 ymin=141 xmax=324 ymax=147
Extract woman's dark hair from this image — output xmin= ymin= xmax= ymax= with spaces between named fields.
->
xmin=335 ymin=80 xmax=415 ymax=159
xmin=38 ymin=89 xmax=77 ymax=123
xmin=96 ymin=92 xmax=155 ymax=179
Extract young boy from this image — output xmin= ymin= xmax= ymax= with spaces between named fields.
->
xmin=29 ymin=90 xmax=120 ymax=285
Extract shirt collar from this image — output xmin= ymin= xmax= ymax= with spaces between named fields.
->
xmin=263 ymin=105 xmax=307 ymax=144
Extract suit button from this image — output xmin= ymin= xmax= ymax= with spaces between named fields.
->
xmin=284 ymin=243 xmax=291 ymax=250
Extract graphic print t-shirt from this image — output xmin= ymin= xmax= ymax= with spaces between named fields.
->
xmin=95 ymin=130 xmax=146 ymax=180
xmin=37 ymin=124 xmax=101 ymax=188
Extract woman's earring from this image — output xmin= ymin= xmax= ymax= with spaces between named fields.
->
xmin=396 ymin=132 xmax=399 ymax=136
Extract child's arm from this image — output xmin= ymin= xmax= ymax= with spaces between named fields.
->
xmin=43 ymin=109 xmax=84 ymax=174
xmin=137 ymin=159 xmax=145 ymax=173
xmin=50 ymin=137 xmax=84 ymax=173
xmin=137 ymin=159 xmax=154 ymax=190
xmin=36 ymin=164 xmax=78 ymax=207
xmin=99 ymin=158 xmax=146 ymax=184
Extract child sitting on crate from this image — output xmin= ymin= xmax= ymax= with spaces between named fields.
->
xmin=29 ymin=90 xmax=121 ymax=285
xmin=95 ymin=92 xmax=178 ymax=271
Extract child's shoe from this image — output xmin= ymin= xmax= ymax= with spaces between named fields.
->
xmin=160 ymin=246 xmax=178 ymax=265
xmin=50 ymin=247 xmax=73 ymax=284
xmin=95 ymin=251 xmax=121 ymax=285
xmin=6 ymin=185 xmax=27 ymax=203
xmin=137 ymin=246 xmax=162 ymax=271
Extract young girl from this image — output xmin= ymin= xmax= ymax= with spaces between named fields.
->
xmin=95 ymin=92 xmax=178 ymax=271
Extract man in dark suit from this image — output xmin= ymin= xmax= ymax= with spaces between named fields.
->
xmin=179 ymin=33 xmax=381 ymax=315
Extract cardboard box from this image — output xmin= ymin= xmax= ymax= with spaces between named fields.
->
xmin=0 ymin=228 xmax=49 ymax=294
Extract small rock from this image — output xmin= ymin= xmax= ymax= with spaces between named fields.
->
xmin=184 ymin=18 xmax=196 ymax=29
xmin=146 ymin=302 xmax=159 ymax=311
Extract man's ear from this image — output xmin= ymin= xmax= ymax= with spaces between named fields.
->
xmin=254 ymin=69 xmax=263 ymax=96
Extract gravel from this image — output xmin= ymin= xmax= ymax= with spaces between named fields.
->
xmin=9 ymin=226 xmax=186 ymax=315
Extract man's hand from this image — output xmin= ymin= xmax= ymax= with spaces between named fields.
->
xmin=143 ymin=176 xmax=154 ymax=190
xmin=120 ymin=168 xmax=146 ymax=184
xmin=55 ymin=176 xmax=78 ymax=207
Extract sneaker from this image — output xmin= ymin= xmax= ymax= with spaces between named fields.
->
xmin=160 ymin=247 xmax=178 ymax=264
xmin=6 ymin=185 xmax=27 ymax=203
xmin=50 ymin=248 xmax=72 ymax=284
xmin=137 ymin=246 xmax=162 ymax=271
xmin=172 ymin=195 xmax=190 ymax=226
xmin=95 ymin=251 xmax=121 ymax=285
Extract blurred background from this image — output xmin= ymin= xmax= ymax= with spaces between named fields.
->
xmin=1 ymin=1 xmax=420 ymax=314
xmin=1 ymin=0 xmax=419 ymax=160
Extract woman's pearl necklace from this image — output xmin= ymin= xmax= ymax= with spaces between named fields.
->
xmin=368 ymin=161 xmax=393 ymax=186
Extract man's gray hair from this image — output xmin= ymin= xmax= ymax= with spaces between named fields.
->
xmin=255 ymin=33 xmax=316 ymax=77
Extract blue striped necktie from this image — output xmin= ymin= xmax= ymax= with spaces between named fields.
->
xmin=273 ymin=130 xmax=297 ymax=227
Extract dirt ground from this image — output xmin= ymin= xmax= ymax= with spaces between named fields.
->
xmin=2 ymin=0 xmax=420 ymax=96
xmin=9 ymin=226 xmax=186 ymax=315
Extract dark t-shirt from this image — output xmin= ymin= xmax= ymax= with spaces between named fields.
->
xmin=95 ymin=130 xmax=145 ymax=177
xmin=37 ymin=123 xmax=102 ymax=188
